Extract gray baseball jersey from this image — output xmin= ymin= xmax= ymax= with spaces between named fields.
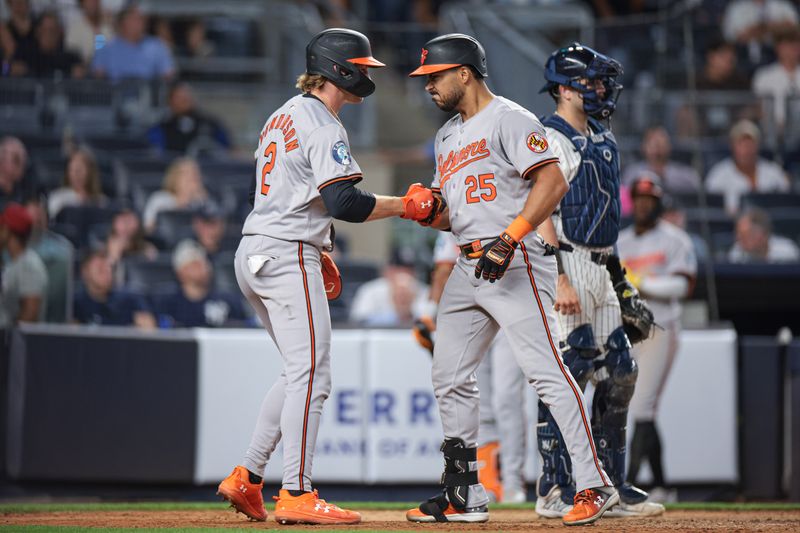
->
xmin=235 ymin=93 xmax=357 ymax=491
xmin=429 ymin=96 xmax=611 ymax=500
xmin=243 ymin=94 xmax=363 ymax=249
xmin=618 ymin=221 xmax=697 ymax=423
xmin=546 ymin=126 xmax=621 ymax=346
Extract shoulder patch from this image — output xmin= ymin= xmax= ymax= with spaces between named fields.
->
xmin=331 ymin=141 xmax=352 ymax=165
xmin=527 ymin=131 xmax=548 ymax=153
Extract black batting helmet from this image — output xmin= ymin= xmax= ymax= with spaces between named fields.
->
xmin=408 ymin=33 xmax=488 ymax=78
xmin=306 ymin=28 xmax=385 ymax=98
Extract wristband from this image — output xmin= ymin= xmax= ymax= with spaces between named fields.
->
xmin=504 ymin=215 xmax=534 ymax=243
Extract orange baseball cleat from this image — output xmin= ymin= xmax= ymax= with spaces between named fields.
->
xmin=272 ymin=489 xmax=361 ymax=525
xmin=216 ymin=466 xmax=267 ymax=522
xmin=562 ymin=487 xmax=619 ymax=526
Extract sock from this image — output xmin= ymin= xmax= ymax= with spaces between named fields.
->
xmin=288 ymin=489 xmax=308 ymax=497
xmin=247 ymin=471 xmax=262 ymax=484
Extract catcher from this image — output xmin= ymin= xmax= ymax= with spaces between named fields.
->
xmin=534 ymin=43 xmax=664 ymax=519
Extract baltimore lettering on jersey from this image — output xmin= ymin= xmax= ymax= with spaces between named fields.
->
xmin=259 ymin=112 xmax=299 ymax=153
xmin=437 ymin=137 xmax=490 ymax=186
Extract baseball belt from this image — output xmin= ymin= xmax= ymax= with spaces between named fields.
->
xmin=557 ymin=240 xmax=610 ymax=265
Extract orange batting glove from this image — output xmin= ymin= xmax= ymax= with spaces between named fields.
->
xmin=401 ymin=183 xmax=435 ymax=221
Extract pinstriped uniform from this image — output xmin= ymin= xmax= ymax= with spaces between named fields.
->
xmin=546 ymin=126 xmax=621 ymax=347
xmin=236 ymin=93 xmax=362 ymax=491
xmin=430 ymin=97 xmax=611 ymax=498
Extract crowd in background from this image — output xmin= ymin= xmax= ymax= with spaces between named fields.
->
xmin=1 ymin=0 xmax=800 ymax=333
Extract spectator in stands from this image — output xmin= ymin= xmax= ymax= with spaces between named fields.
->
xmin=73 ymin=248 xmax=156 ymax=328
xmin=0 ymin=136 xmax=31 ymax=208
xmin=142 ymin=157 xmax=209 ymax=233
xmin=705 ymin=119 xmax=790 ymax=213
xmin=47 ymin=147 xmax=108 ymax=219
xmin=157 ymin=239 xmax=247 ymax=327
xmin=729 ymin=206 xmax=800 ymax=262
xmin=146 ymin=82 xmax=231 ymax=154
xmin=11 ymin=10 xmax=84 ymax=78
xmin=64 ymin=0 xmax=114 ymax=65
xmin=622 ymin=126 xmax=701 ymax=193
xmin=661 ymin=198 xmax=711 ymax=265
xmin=181 ymin=19 xmax=214 ymax=58
xmin=24 ymin=193 xmax=74 ymax=323
xmin=753 ymin=25 xmax=800 ymax=130
xmin=0 ymin=202 xmax=47 ymax=327
xmin=149 ymin=15 xmax=174 ymax=52
xmin=91 ymin=3 xmax=174 ymax=81
xmin=192 ymin=203 xmax=227 ymax=260
xmin=105 ymin=206 xmax=157 ymax=264
xmin=722 ymin=0 xmax=799 ymax=65
xmin=697 ymin=37 xmax=751 ymax=91
xmin=1 ymin=0 xmax=35 ymax=64
xmin=349 ymin=248 xmax=429 ymax=327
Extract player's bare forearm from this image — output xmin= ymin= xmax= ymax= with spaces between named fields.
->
xmin=365 ymin=195 xmax=405 ymax=221
xmin=429 ymin=262 xmax=455 ymax=304
xmin=518 ymin=163 xmax=568 ymax=229
xmin=537 ymin=216 xmax=558 ymax=246
xmin=429 ymin=206 xmax=451 ymax=230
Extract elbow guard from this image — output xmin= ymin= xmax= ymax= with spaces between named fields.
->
xmin=319 ymin=179 xmax=376 ymax=223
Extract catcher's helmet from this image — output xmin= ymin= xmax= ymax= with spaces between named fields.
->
xmin=541 ymin=42 xmax=623 ymax=120
xmin=408 ymin=33 xmax=488 ymax=77
xmin=306 ymin=28 xmax=385 ymax=98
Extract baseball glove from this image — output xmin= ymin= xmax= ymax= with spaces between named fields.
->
xmin=614 ymin=279 xmax=654 ymax=344
xmin=412 ymin=316 xmax=436 ymax=356
xmin=321 ymin=252 xmax=342 ymax=300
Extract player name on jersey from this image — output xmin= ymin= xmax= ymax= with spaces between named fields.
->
xmin=259 ymin=112 xmax=299 ymax=153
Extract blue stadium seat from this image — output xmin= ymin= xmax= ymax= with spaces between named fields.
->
xmin=53 ymin=206 xmax=117 ymax=248
xmin=741 ymin=193 xmax=800 ymax=210
xmin=153 ymin=210 xmax=195 ymax=248
xmin=123 ymin=255 xmax=177 ymax=295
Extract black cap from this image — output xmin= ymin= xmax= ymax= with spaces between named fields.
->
xmin=409 ymin=33 xmax=488 ymax=78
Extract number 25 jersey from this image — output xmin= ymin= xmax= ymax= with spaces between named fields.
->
xmin=431 ymin=96 xmax=561 ymax=245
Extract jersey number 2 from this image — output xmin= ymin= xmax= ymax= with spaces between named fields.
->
xmin=261 ymin=142 xmax=277 ymax=196
xmin=465 ymin=173 xmax=496 ymax=204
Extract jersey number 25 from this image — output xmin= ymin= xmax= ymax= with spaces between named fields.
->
xmin=465 ymin=173 xmax=496 ymax=204
xmin=260 ymin=142 xmax=277 ymax=196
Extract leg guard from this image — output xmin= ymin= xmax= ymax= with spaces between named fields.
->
xmin=536 ymin=401 xmax=576 ymax=505
xmin=440 ymin=438 xmax=479 ymax=510
xmin=561 ymin=324 xmax=601 ymax=389
xmin=593 ymin=326 xmax=646 ymax=504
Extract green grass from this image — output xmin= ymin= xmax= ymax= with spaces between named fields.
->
xmin=2 ymin=500 xmax=800 ymax=515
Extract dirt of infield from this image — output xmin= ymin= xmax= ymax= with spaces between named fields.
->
xmin=3 ymin=508 xmax=800 ymax=531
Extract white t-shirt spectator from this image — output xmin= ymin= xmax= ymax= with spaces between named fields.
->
xmin=722 ymin=0 xmax=799 ymax=42
xmin=728 ymin=235 xmax=800 ymax=263
xmin=64 ymin=8 xmax=114 ymax=64
xmin=350 ymin=277 xmax=429 ymax=327
xmin=752 ymin=62 xmax=800 ymax=127
xmin=705 ymin=157 xmax=790 ymax=212
xmin=0 ymin=248 xmax=48 ymax=328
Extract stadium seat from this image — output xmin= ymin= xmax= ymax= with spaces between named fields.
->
xmin=123 ymin=255 xmax=177 ymax=295
xmin=153 ymin=210 xmax=195 ymax=248
xmin=671 ymin=192 xmax=725 ymax=209
xmin=684 ymin=207 xmax=734 ymax=236
xmin=54 ymin=206 xmax=118 ymax=248
xmin=213 ymin=252 xmax=237 ymax=292
xmin=741 ymin=193 xmax=800 ymax=210
xmin=770 ymin=208 xmax=800 ymax=242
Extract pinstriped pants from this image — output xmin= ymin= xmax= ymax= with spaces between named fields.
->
xmin=432 ymin=234 xmax=612 ymax=494
xmin=234 ymin=234 xmax=332 ymax=491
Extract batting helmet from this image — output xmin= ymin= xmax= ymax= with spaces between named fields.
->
xmin=306 ymin=28 xmax=385 ymax=98
xmin=408 ymin=33 xmax=488 ymax=78
xmin=630 ymin=172 xmax=665 ymax=222
xmin=541 ymin=42 xmax=623 ymax=120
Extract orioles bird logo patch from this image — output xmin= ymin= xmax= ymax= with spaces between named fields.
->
xmin=420 ymin=49 xmax=428 ymax=65
xmin=527 ymin=132 xmax=548 ymax=153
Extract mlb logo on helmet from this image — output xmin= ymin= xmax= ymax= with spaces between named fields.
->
xmin=527 ymin=132 xmax=548 ymax=153
xmin=420 ymin=49 xmax=428 ymax=65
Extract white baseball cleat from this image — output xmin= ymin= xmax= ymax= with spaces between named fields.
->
xmin=603 ymin=500 xmax=666 ymax=517
xmin=535 ymin=483 xmax=573 ymax=518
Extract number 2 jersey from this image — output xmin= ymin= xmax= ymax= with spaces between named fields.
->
xmin=431 ymin=96 xmax=561 ymax=244
xmin=242 ymin=93 xmax=363 ymax=249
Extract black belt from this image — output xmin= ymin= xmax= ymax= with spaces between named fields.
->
xmin=459 ymin=240 xmax=487 ymax=259
xmin=558 ymin=241 xmax=610 ymax=265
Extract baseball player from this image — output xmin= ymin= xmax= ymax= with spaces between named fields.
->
xmin=216 ymin=29 xmax=436 ymax=524
xmin=618 ymin=175 xmax=697 ymax=502
xmin=415 ymin=231 xmax=528 ymax=504
xmin=534 ymin=43 xmax=664 ymax=519
xmin=405 ymin=34 xmax=618 ymax=527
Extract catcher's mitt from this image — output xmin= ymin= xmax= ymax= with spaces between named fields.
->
xmin=614 ymin=279 xmax=654 ymax=344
